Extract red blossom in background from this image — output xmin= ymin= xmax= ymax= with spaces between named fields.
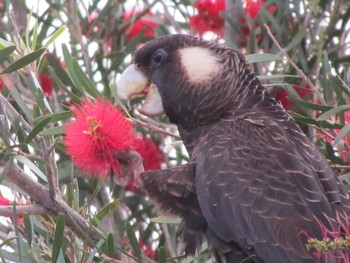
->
xmin=320 ymin=111 xmax=350 ymax=161
xmin=275 ymin=85 xmax=312 ymax=110
xmin=0 ymin=77 xmax=3 ymax=90
xmin=126 ymin=136 xmax=164 ymax=193
xmin=139 ymin=240 xmax=157 ymax=261
xmin=189 ymin=0 xmax=226 ymax=36
xmin=124 ymin=11 xmax=157 ymax=41
xmin=245 ymin=0 xmax=277 ymax=19
xmin=82 ymin=12 xmax=101 ymax=36
xmin=39 ymin=73 xmax=53 ymax=97
xmin=64 ymin=99 xmax=135 ymax=178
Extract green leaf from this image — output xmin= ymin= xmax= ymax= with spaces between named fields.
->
xmin=317 ymin=105 xmax=350 ymax=121
xmin=0 ymin=45 xmax=16 ymax=61
xmin=52 ymin=213 xmax=65 ymax=263
xmin=157 ymin=247 xmax=167 ymax=263
xmin=0 ymin=236 xmax=18 ymax=249
xmin=39 ymin=126 xmax=63 ymax=136
xmin=72 ymin=58 xmax=101 ymax=98
xmin=32 ymin=20 xmax=38 ymax=50
xmin=150 ymin=216 xmax=181 ymax=224
xmin=1 ymin=48 xmax=47 ymax=74
xmin=289 ymin=99 xmax=333 ymax=112
xmin=86 ymin=239 xmax=105 ymax=263
xmin=9 ymin=88 xmax=33 ymax=121
xmin=35 ymin=111 xmax=72 ymax=123
xmin=94 ymin=200 xmax=119 ymax=223
xmin=24 ymin=116 xmax=52 ymax=144
xmin=62 ymin=44 xmax=85 ymax=95
xmin=43 ymin=25 xmax=66 ymax=49
xmin=0 ymin=158 xmax=13 ymax=185
xmin=106 ymin=233 xmax=115 ymax=257
xmin=14 ymin=155 xmax=47 ymax=182
xmin=334 ymin=124 xmax=350 ymax=144
xmin=246 ymin=53 xmax=281 ymax=63
xmin=257 ymin=74 xmax=299 ymax=80
xmin=125 ymin=221 xmax=142 ymax=262
xmin=23 ymin=215 xmax=32 ymax=248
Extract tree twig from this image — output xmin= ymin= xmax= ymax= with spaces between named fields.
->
xmin=132 ymin=118 xmax=181 ymax=140
xmin=264 ymin=24 xmax=317 ymax=92
xmin=0 ymin=203 xmax=53 ymax=217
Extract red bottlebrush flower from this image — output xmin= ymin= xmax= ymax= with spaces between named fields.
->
xmin=64 ymin=99 xmax=135 ymax=178
xmin=135 ymin=136 xmax=163 ymax=171
xmin=275 ymin=85 xmax=312 ymax=110
xmin=124 ymin=11 xmax=157 ymax=41
xmin=39 ymin=73 xmax=53 ymax=97
xmin=139 ymin=240 xmax=158 ymax=261
xmin=0 ymin=197 xmax=11 ymax=206
xmin=302 ymin=212 xmax=350 ymax=262
xmin=245 ymin=0 xmax=277 ymax=19
xmin=0 ymin=77 xmax=3 ymax=90
xmin=189 ymin=0 xmax=226 ymax=36
xmin=126 ymin=136 xmax=163 ymax=193
xmin=82 ymin=12 xmax=101 ymax=36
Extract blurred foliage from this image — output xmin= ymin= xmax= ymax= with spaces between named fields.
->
xmin=0 ymin=0 xmax=350 ymax=262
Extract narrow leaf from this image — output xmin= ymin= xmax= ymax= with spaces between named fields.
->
xmin=86 ymin=239 xmax=105 ymax=263
xmin=24 ymin=116 xmax=52 ymax=143
xmin=289 ymin=99 xmax=333 ymax=112
xmin=62 ymin=44 xmax=85 ymax=95
xmin=24 ymin=215 xmax=32 ymax=248
xmin=125 ymin=221 xmax=142 ymax=261
xmin=32 ymin=20 xmax=38 ymax=50
xmin=1 ymin=48 xmax=46 ymax=74
xmin=0 ymin=158 xmax=13 ymax=185
xmin=14 ymin=155 xmax=47 ymax=182
xmin=35 ymin=111 xmax=72 ymax=123
xmin=52 ymin=213 xmax=65 ymax=263
xmin=39 ymin=126 xmax=63 ymax=136
xmin=246 ymin=53 xmax=281 ymax=63
xmin=334 ymin=124 xmax=350 ymax=144
xmin=150 ymin=216 xmax=181 ymax=224
xmin=72 ymin=58 xmax=101 ymax=98
xmin=0 ymin=45 xmax=16 ymax=61
xmin=157 ymin=246 xmax=167 ymax=263
xmin=94 ymin=200 xmax=119 ymax=222
xmin=43 ymin=25 xmax=66 ymax=48
xmin=317 ymin=105 xmax=350 ymax=121
xmin=9 ymin=87 xmax=33 ymax=120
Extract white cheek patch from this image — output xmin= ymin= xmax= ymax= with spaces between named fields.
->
xmin=178 ymin=47 xmax=222 ymax=84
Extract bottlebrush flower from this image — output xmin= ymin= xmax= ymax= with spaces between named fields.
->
xmin=64 ymin=99 xmax=135 ymax=178
xmin=139 ymin=240 xmax=158 ymax=261
xmin=125 ymin=136 xmax=164 ymax=193
xmin=81 ymin=12 xmax=101 ymax=37
xmin=124 ymin=11 xmax=157 ymax=41
xmin=244 ymin=0 xmax=277 ymax=19
xmin=302 ymin=212 xmax=350 ymax=262
xmin=0 ymin=77 xmax=3 ymax=90
xmin=39 ymin=73 xmax=53 ymax=97
xmin=189 ymin=0 xmax=226 ymax=36
xmin=275 ymin=85 xmax=312 ymax=110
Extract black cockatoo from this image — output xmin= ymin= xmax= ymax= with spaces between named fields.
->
xmin=117 ymin=34 xmax=350 ymax=262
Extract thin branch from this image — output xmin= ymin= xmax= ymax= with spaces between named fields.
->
xmin=0 ymin=203 xmax=52 ymax=217
xmin=161 ymin=223 xmax=177 ymax=258
xmin=0 ymin=159 xmax=118 ymax=258
xmin=264 ymin=24 xmax=317 ymax=92
xmin=132 ymin=118 xmax=181 ymax=140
